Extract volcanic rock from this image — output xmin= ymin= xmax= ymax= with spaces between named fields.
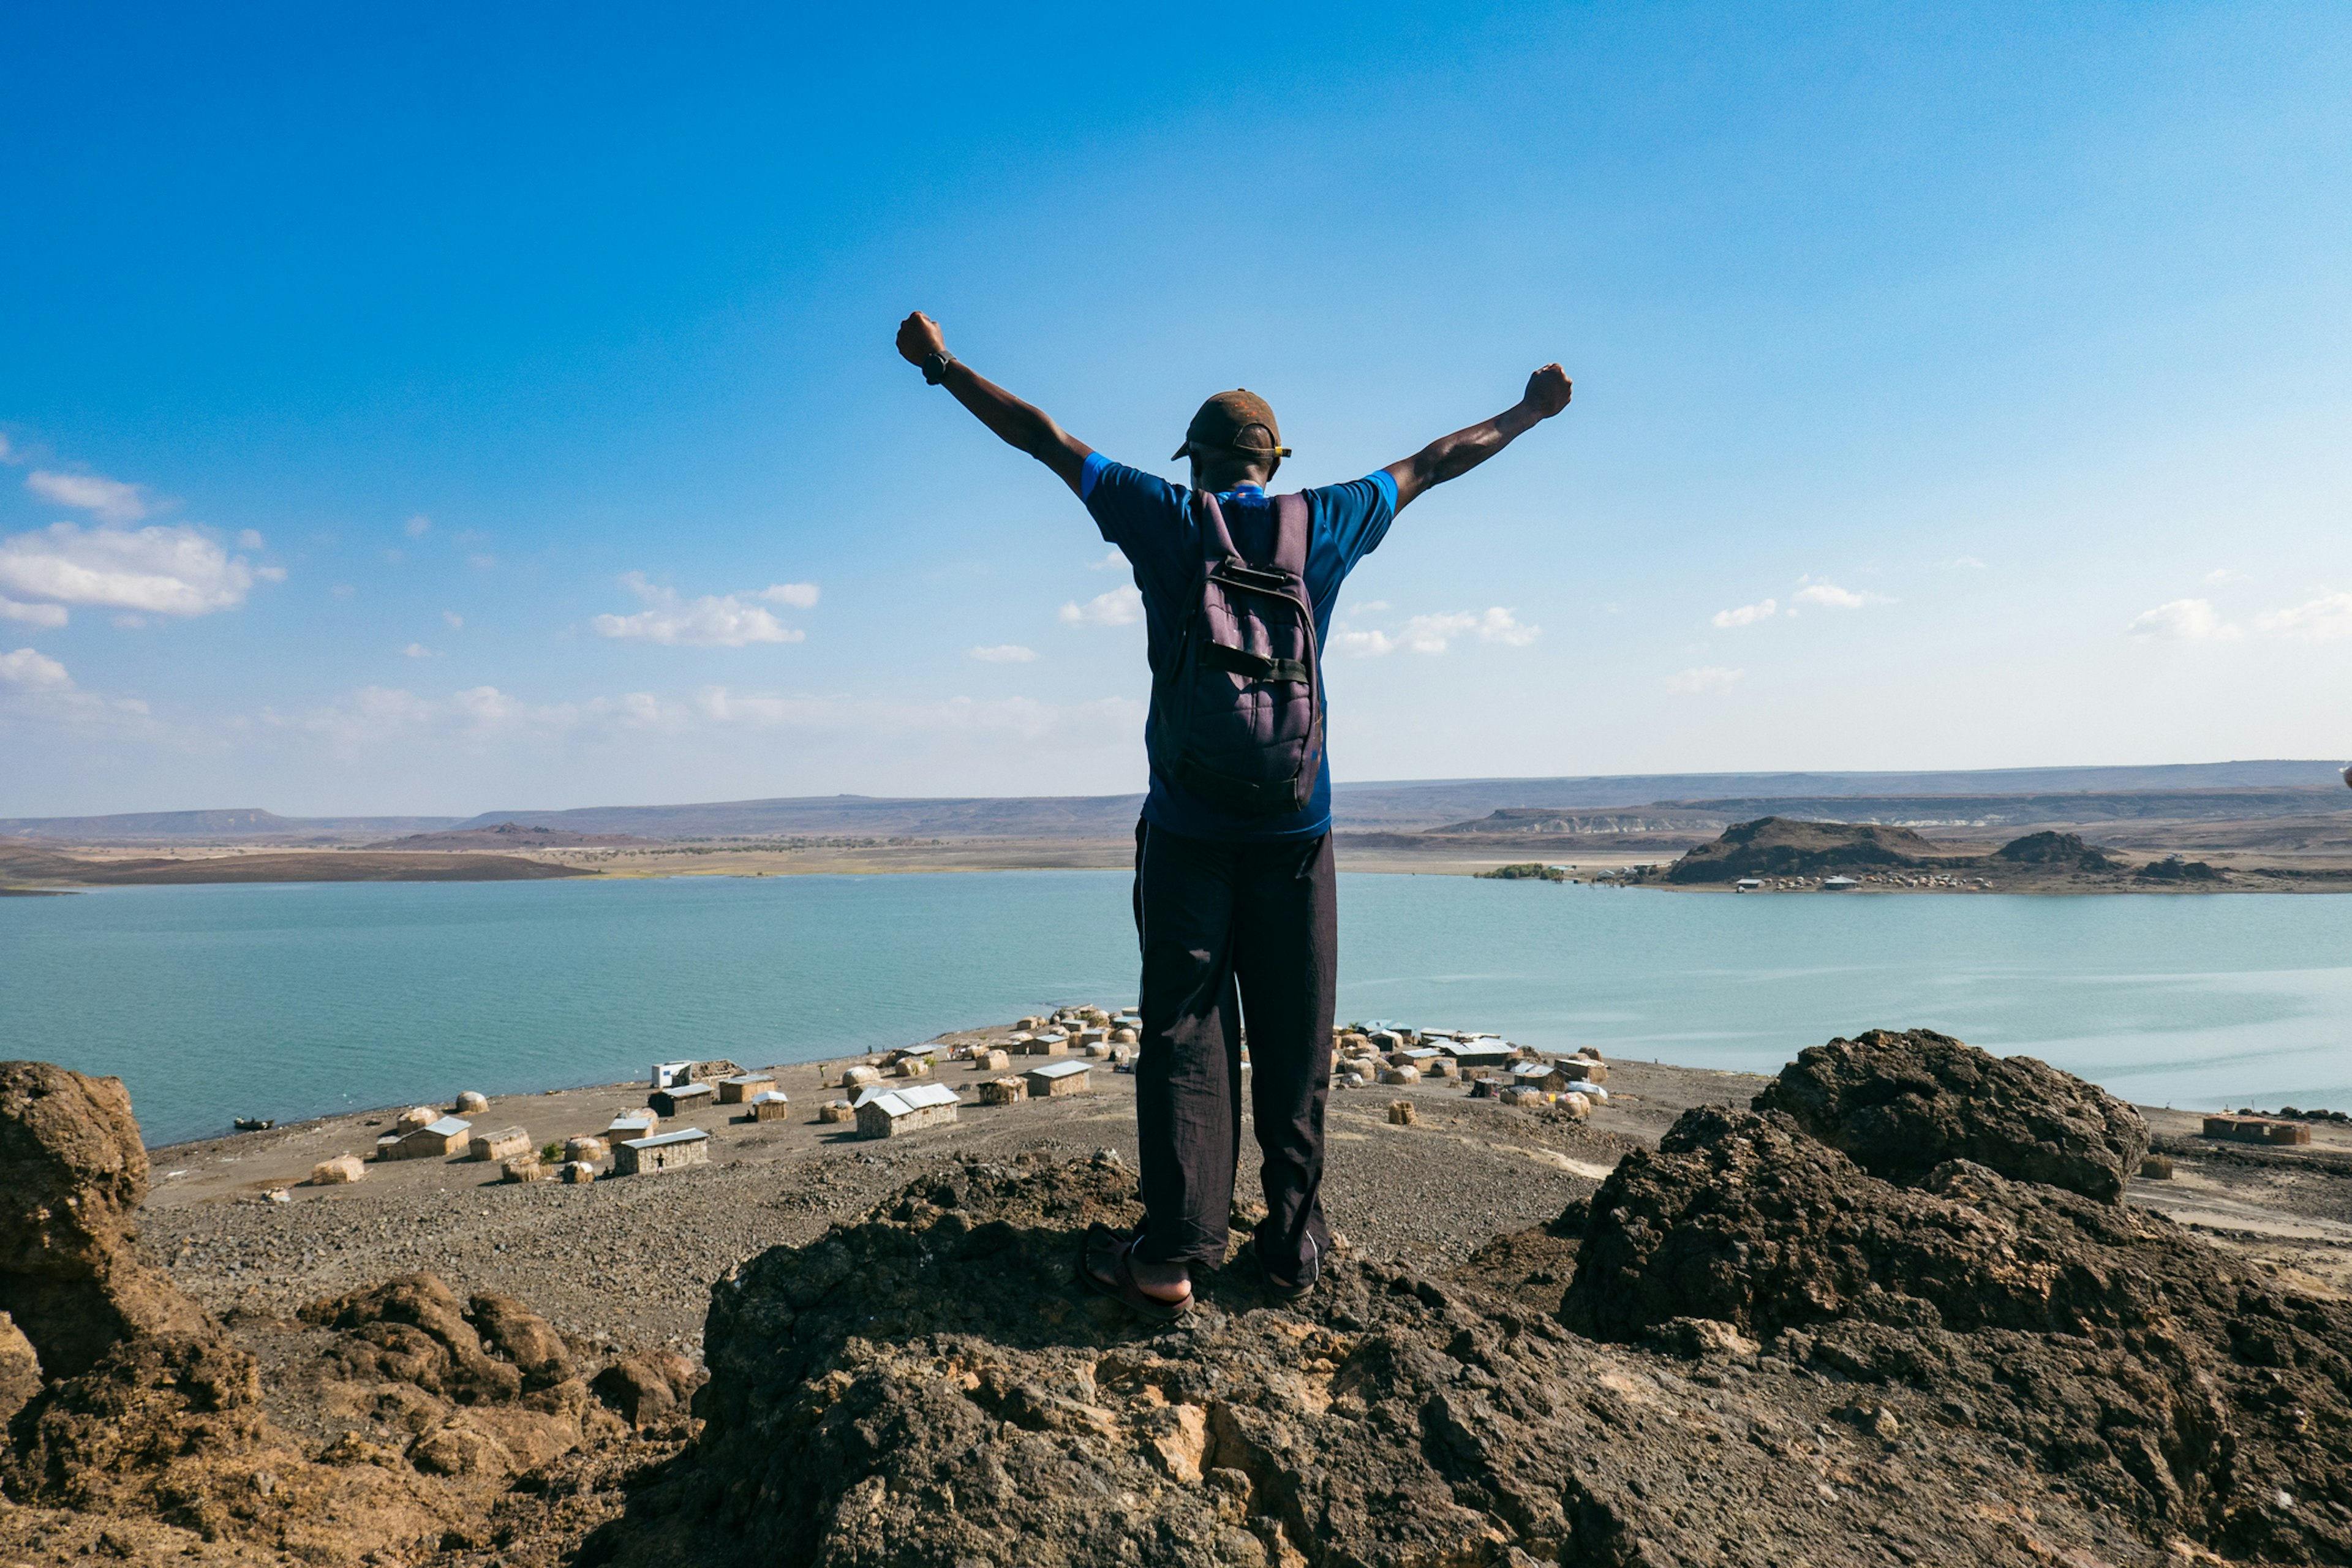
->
xmin=1563 ymin=1101 xmax=2352 ymax=1562
xmin=1752 ymin=1028 xmax=2148 ymax=1200
xmin=581 ymin=1152 xmax=2154 ymax=1568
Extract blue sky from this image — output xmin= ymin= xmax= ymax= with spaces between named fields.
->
xmin=3 ymin=2 xmax=2348 ymax=816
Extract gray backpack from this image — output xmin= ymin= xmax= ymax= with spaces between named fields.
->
xmin=1149 ymin=489 xmax=1324 ymax=816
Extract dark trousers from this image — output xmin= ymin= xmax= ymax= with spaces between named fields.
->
xmin=1129 ymin=820 xmax=1336 ymax=1273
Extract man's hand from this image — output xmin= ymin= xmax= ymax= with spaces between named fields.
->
xmin=1385 ymin=361 xmax=1575 ymax=511
xmin=896 ymin=311 xmax=946 ymax=366
xmin=1523 ymin=363 xmax=1572 ymax=419
xmin=897 ymin=310 xmax=1092 ymax=494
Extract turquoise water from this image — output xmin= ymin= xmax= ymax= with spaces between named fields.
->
xmin=2 ymin=873 xmax=2347 ymax=1147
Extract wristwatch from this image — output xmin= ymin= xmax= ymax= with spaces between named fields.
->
xmin=921 ymin=350 xmax=955 ymax=386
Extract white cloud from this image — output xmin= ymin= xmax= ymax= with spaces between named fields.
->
xmin=1664 ymin=665 xmax=1745 ymax=695
xmin=0 ymin=436 xmax=17 ymax=464
xmin=2127 ymin=598 xmax=2240 ymax=641
xmin=442 ymin=610 xmax=464 ymax=630
xmin=1348 ymin=600 xmax=1390 ymax=615
xmin=1711 ymin=598 xmax=1776 ymax=628
xmin=968 ymin=644 xmax=1040 ymax=663
xmin=404 ymin=514 xmax=431 ymax=538
xmin=0 ymin=522 xmax=260 ymax=616
xmin=1060 ymin=586 xmax=1144 ymax=626
xmin=1088 ymin=550 xmax=1126 ymax=571
xmin=401 ymin=643 xmax=438 ymax=659
xmin=2204 ymin=567 xmax=2247 ymax=585
xmin=0 ymin=596 xmax=69 ymax=628
xmin=0 ymin=647 xmax=72 ymax=690
xmin=1936 ymin=556 xmax=1987 ymax=570
xmin=2255 ymin=592 xmax=2352 ymax=643
xmin=1791 ymin=579 xmax=1888 ymax=609
xmin=760 ymin=581 xmax=820 ymax=609
xmin=468 ymin=554 xmax=497 ymax=571
xmin=237 ymin=529 xmax=265 ymax=550
xmin=26 ymin=469 xmax=146 ymax=522
xmin=331 ymin=584 xmax=355 ymax=599
xmin=592 ymin=571 xmax=807 ymax=647
xmin=1330 ymin=606 xmax=1540 ymax=657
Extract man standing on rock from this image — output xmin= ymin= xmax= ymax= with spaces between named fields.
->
xmin=897 ymin=311 xmax=1572 ymax=1315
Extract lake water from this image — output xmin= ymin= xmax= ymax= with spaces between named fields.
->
xmin=2 ymin=873 xmax=2347 ymax=1147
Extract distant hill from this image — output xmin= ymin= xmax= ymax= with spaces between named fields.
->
xmin=6 ymin=760 xmax=2341 ymax=842
xmin=366 ymin=821 xmax=655 ymax=850
xmin=0 ymin=808 xmax=464 ymax=841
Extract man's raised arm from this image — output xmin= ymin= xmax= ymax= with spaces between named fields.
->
xmin=896 ymin=311 xmax=1093 ymax=495
xmin=1384 ymin=364 xmax=1572 ymax=512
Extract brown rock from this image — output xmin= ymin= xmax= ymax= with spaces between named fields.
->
xmin=0 ymin=1061 xmax=210 ymax=1378
xmin=1751 ymin=1028 xmax=2149 ymax=1202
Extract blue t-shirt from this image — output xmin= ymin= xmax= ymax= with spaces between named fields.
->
xmin=1080 ymin=451 xmax=1397 ymax=842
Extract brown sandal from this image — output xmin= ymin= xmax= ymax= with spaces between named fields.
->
xmin=1079 ymin=1223 xmax=1193 ymax=1321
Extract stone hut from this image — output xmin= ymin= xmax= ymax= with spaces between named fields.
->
xmin=468 ymin=1125 xmax=532 ymax=1163
xmin=750 ymin=1090 xmax=791 ymax=1123
xmin=309 ymin=1155 xmax=365 ymax=1185
xmin=1023 ymin=1060 xmax=1092 ymax=1099
xmin=1017 ymin=1033 xmax=1070 ymax=1057
xmin=979 ymin=1076 xmax=1024 ymax=1106
xmin=613 ymin=1127 xmax=711 ymax=1176
xmin=606 ymin=1112 xmax=655 ymax=1142
xmin=854 ymin=1082 xmax=960 ymax=1139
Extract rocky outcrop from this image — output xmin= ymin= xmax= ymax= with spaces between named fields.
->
xmin=0 ymin=1062 xmax=210 ymax=1378
xmin=1994 ymin=830 xmax=2117 ymax=870
xmin=582 ymin=1152 xmax=2150 ymax=1568
xmin=1564 ymin=1098 xmax=2352 ymax=1562
xmin=1662 ymin=817 xmax=1943 ymax=883
xmin=1752 ymin=1029 xmax=2148 ymax=1200
xmin=0 ymin=1063 xmax=679 ymax=1564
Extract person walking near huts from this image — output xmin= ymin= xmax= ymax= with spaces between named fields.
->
xmin=897 ymin=311 xmax=1573 ymax=1316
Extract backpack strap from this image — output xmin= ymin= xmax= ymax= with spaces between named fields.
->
xmin=1192 ymin=488 xmax=1240 ymax=565
xmin=1269 ymin=492 xmax=1309 ymax=577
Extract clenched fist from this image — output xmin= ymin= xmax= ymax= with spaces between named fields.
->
xmin=1523 ymin=363 xmax=1572 ymax=419
xmin=897 ymin=311 xmax=946 ymax=366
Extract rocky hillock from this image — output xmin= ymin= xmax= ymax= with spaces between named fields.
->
xmin=0 ymin=1061 xmax=693 ymax=1564
xmin=1995 ymin=830 xmax=2119 ymax=870
xmin=574 ymin=1030 xmax=2348 ymax=1568
xmin=1567 ymin=1033 xmax=2352 ymax=1563
xmin=1662 ymin=817 xmax=1948 ymax=883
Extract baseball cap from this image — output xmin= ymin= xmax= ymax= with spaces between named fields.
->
xmin=1171 ymin=389 xmax=1292 ymax=462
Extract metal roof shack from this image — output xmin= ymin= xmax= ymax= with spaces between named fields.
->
xmin=376 ymin=1115 xmax=471 ymax=1161
xmin=650 ymin=1082 xmax=716 ymax=1117
xmin=1015 ymin=1032 xmax=1071 ymax=1056
xmin=717 ymin=1074 xmax=775 ymax=1104
xmin=1023 ymin=1059 xmax=1093 ymax=1098
xmin=613 ymin=1126 xmax=711 ymax=1176
xmin=605 ymin=1112 xmax=656 ymax=1142
xmin=1443 ymin=1041 xmax=1515 ymax=1068
xmin=1822 ymin=876 xmax=1860 ymax=891
xmin=854 ymin=1081 xmax=960 ymax=1139
xmin=748 ymin=1088 xmax=792 ymax=1123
